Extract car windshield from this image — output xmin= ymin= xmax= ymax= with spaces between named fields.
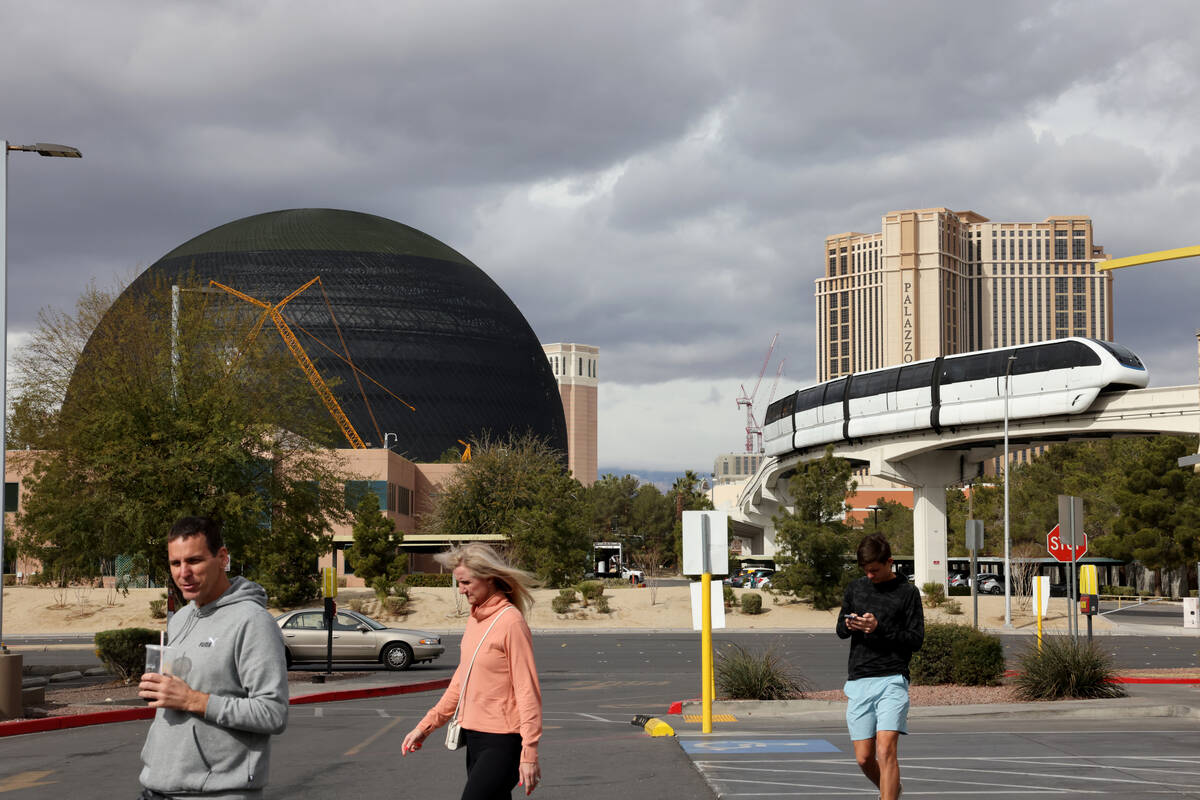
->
xmin=348 ymin=611 xmax=387 ymax=630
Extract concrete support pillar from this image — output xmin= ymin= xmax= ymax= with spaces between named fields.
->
xmin=912 ymin=485 xmax=948 ymax=590
xmin=0 ymin=650 xmax=22 ymax=720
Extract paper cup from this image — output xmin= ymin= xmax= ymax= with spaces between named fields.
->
xmin=144 ymin=644 xmax=173 ymax=675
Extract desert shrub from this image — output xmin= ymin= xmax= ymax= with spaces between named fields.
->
xmin=345 ymin=597 xmax=369 ymax=613
xmin=95 ymin=627 xmax=161 ymax=685
xmin=1100 ymin=585 xmax=1136 ymax=597
xmin=148 ymin=599 xmax=167 ymax=619
xmin=2 ymin=574 xmax=13 ymax=587
xmin=723 ymin=584 xmax=735 ymax=608
xmin=1014 ymin=636 xmax=1125 ymax=700
xmin=371 ymin=575 xmax=392 ymax=601
xmin=403 ymin=573 xmax=454 ymax=588
xmin=911 ymin=623 xmax=1005 ymax=686
xmin=716 ymin=643 xmax=810 ymax=700
xmin=577 ymin=581 xmax=604 ymax=607
xmin=551 ymin=595 xmax=573 ymax=614
xmin=921 ymin=582 xmax=946 ymax=608
xmin=27 ymin=571 xmax=51 ymax=586
xmin=595 ymin=596 xmax=611 ymax=614
xmin=558 ymin=588 xmax=577 ymax=602
xmin=601 ymin=578 xmax=627 ymax=589
xmin=740 ymin=593 xmax=763 ymax=615
xmin=947 ymin=585 xmax=970 ymax=596
xmin=382 ymin=595 xmax=408 ymax=616
xmin=944 ymin=600 xmax=963 ymax=615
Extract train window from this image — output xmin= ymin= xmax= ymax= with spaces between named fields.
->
xmin=941 ymin=351 xmax=1011 ymax=384
xmin=1013 ymin=341 xmax=1100 ymax=374
xmin=1093 ymin=340 xmax=1145 ymax=369
xmin=796 ymin=386 xmax=824 ymax=412
xmin=850 ymin=369 xmax=898 ymax=399
xmin=897 ymin=362 xmax=935 ymax=391
xmin=823 ymin=378 xmax=848 ymax=405
xmin=764 ymin=392 xmax=797 ymax=424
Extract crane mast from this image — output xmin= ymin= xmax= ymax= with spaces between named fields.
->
xmin=735 ymin=333 xmax=779 ymax=453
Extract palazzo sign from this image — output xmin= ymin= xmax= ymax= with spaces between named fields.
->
xmin=901 ymin=278 xmax=915 ymax=362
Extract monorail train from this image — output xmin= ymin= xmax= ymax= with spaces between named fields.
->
xmin=764 ymin=338 xmax=1148 ymax=456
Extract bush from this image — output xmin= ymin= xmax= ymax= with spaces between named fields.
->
xmin=723 ymin=584 xmax=735 ymax=608
xmin=149 ymin=599 xmax=167 ymax=619
xmin=1100 ymin=585 xmax=1136 ymax=596
xmin=2 ymin=574 xmax=14 ymax=587
xmin=910 ymin=623 xmax=1006 ymax=686
xmin=577 ymin=581 xmax=604 ymax=607
xmin=740 ymin=593 xmax=763 ymax=615
xmin=947 ymin=585 xmax=970 ymax=596
xmin=558 ymin=588 xmax=577 ymax=602
xmin=404 ymin=573 xmax=454 ymax=588
xmin=1014 ymin=636 xmax=1126 ymax=700
xmin=595 ymin=596 xmax=611 ymax=614
xmin=716 ymin=643 xmax=810 ymax=700
xmin=371 ymin=575 xmax=394 ymax=601
xmin=551 ymin=595 xmax=573 ymax=614
xmin=95 ymin=627 xmax=161 ymax=685
xmin=921 ymin=582 xmax=946 ymax=607
xmin=346 ymin=597 xmax=369 ymax=613
xmin=944 ymin=600 xmax=963 ymax=615
xmin=381 ymin=595 xmax=408 ymax=616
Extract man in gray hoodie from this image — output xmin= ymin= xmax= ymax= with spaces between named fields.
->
xmin=138 ymin=517 xmax=289 ymax=799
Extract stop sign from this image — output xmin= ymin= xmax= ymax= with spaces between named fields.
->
xmin=1046 ymin=524 xmax=1088 ymax=562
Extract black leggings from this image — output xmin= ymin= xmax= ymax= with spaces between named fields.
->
xmin=462 ymin=729 xmax=523 ymax=799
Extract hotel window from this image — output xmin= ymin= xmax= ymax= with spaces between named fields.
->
xmin=1055 ymin=232 xmax=1067 ymax=259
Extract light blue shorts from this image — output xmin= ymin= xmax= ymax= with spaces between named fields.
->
xmin=844 ymin=675 xmax=910 ymax=741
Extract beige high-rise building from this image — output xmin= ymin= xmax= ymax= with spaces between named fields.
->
xmin=542 ymin=342 xmax=598 ymax=486
xmin=816 ymin=208 xmax=1114 ymax=381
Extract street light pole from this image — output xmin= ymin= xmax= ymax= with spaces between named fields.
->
xmin=1003 ymin=354 xmax=1016 ymax=628
xmin=0 ymin=141 xmax=82 ymax=653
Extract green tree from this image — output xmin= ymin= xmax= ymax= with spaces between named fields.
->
xmin=772 ymin=447 xmax=858 ymax=609
xmin=15 ymin=276 xmax=352 ymax=604
xmin=586 ymin=473 xmax=640 ymax=542
xmin=861 ymin=499 xmax=913 ymax=556
xmin=1095 ymin=436 xmax=1200 ymax=594
xmin=666 ymin=470 xmax=714 ymax=567
xmin=422 ymin=433 xmax=591 ymax=586
xmin=631 ymin=483 xmax=674 ymax=563
xmin=345 ymin=492 xmax=407 ymax=586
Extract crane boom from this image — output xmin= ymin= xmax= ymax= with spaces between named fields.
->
xmin=735 ymin=333 xmax=780 ymax=453
xmin=211 ymin=280 xmax=367 ymax=449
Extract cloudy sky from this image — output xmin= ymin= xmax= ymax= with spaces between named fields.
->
xmin=3 ymin=1 xmax=1199 ymax=474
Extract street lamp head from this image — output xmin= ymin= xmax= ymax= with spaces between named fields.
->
xmin=8 ymin=142 xmax=82 ymax=158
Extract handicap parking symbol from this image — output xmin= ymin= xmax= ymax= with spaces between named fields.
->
xmin=681 ymin=739 xmax=839 ymax=754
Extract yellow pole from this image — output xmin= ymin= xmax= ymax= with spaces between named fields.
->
xmin=701 ymin=572 xmax=713 ymax=733
xmin=1035 ymin=579 xmax=1042 ymax=651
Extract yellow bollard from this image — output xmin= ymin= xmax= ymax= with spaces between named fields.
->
xmin=701 ymin=573 xmax=713 ymax=733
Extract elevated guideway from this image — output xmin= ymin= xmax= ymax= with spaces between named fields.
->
xmin=734 ymin=384 xmax=1200 ymax=588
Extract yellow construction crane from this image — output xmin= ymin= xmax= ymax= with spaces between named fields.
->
xmin=210 ymin=278 xmax=367 ymax=449
xmin=457 ymin=439 xmax=472 ymax=462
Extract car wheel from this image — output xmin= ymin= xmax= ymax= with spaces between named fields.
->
xmin=383 ymin=642 xmax=414 ymax=671
xmin=990 ymin=586 xmax=1003 ymax=595
xmin=284 ymin=648 xmax=294 ymax=669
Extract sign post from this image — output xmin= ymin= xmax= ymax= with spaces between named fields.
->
xmin=966 ymin=520 xmax=984 ymax=629
xmin=1031 ymin=576 xmax=1050 ymax=650
xmin=683 ymin=510 xmax=728 ymax=735
xmin=322 ymin=566 xmax=337 ymax=677
xmin=1057 ymin=496 xmax=1085 ymax=640
xmin=1079 ymin=564 xmax=1099 ymax=641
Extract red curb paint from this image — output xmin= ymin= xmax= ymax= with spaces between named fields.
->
xmin=0 ymin=678 xmax=451 ymax=738
xmin=289 ymin=678 xmax=450 ymax=705
xmin=1109 ymin=677 xmax=1200 ymax=685
xmin=667 ymin=698 xmax=699 ymax=715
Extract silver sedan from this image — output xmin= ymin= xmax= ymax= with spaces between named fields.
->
xmin=275 ymin=608 xmax=444 ymax=671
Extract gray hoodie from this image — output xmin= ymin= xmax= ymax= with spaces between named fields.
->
xmin=139 ymin=576 xmax=289 ymax=798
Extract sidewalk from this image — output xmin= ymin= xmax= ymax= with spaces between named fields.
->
xmin=679 ymin=681 xmax=1200 ymax=724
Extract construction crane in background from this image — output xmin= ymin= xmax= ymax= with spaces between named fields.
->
xmin=735 ymin=333 xmax=779 ymax=454
xmin=211 ymin=278 xmax=367 ymax=449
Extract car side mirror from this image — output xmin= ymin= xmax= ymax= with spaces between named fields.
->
xmin=357 ymin=624 xmax=370 ymax=633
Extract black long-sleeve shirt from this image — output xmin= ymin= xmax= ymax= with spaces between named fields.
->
xmin=835 ymin=573 xmax=924 ymax=681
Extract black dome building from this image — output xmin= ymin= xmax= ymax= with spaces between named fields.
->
xmin=105 ymin=208 xmax=567 ymax=461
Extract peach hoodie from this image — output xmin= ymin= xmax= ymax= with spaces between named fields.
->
xmin=417 ymin=592 xmax=543 ymax=763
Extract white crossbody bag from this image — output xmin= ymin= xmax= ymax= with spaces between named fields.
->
xmin=446 ymin=606 xmax=512 ymax=750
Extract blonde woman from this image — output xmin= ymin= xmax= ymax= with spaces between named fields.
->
xmin=402 ymin=544 xmax=543 ymax=797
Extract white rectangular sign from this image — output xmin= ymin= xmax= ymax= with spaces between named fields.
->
xmin=690 ymin=580 xmax=726 ymax=631
xmin=682 ymin=510 xmax=729 ymax=576
xmin=1032 ymin=576 xmax=1051 ymax=618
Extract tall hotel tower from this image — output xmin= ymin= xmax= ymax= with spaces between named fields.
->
xmin=542 ymin=342 xmax=598 ymax=486
xmin=816 ymin=208 xmax=1114 ymax=381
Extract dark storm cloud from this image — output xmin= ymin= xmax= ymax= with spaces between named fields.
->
xmin=3 ymin=0 xmax=1199 ymax=466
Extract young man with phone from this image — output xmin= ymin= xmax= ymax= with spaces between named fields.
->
xmin=836 ymin=533 xmax=924 ymax=800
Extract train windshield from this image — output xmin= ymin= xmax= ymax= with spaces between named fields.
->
xmin=1093 ymin=340 xmax=1146 ymax=370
